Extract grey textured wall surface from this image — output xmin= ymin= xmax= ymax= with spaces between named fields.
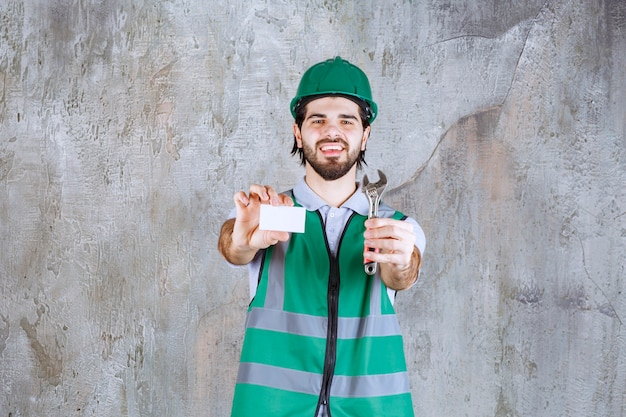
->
xmin=1 ymin=0 xmax=624 ymax=416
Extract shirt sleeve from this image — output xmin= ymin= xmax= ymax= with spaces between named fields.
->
xmin=403 ymin=216 xmax=426 ymax=256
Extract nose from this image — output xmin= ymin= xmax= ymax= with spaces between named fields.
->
xmin=323 ymin=120 xmax=342 ymax=139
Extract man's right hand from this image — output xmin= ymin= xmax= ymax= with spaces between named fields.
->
xmin=218 ymin=185 xmax=294 ymax=265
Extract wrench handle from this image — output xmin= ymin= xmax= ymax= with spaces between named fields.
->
xmin=364 ymin=258 xmax=378 ymax=275
xmin=364 ymin=240 xmax=379 ymax=275
xmin=363 ymin=189 xmax=383 ymax=276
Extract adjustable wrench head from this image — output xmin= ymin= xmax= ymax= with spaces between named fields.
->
xmin=361 ymin=169 xmax=388 ymax=197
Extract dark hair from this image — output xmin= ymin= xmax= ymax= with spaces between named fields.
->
xmin=291 ymin=94 xmax=371 ymax=168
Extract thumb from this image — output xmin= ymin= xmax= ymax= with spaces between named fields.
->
xmin=265 ymin=230 xmax=291 ymax=245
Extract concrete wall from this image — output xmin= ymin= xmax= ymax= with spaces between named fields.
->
xmin=1 ymin=0 xmax=624 ymax=416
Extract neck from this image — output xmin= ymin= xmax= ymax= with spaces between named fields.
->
xmin=304 ymin=165 xmax=358 ymax=208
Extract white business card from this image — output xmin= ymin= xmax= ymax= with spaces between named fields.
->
xmin=259 ymin=205 xmax=306 ymax=233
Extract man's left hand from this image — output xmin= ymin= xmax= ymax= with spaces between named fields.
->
xmin=363 ymin=218 xmax=421 ymax=290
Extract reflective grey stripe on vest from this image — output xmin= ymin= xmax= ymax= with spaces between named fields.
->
xmin=264 ymin=240 xmax=287 ymax=310
xmin=370 ymin=275 xmax=382 ymax=316
xmin=245 ymin=308 xmax=402 ymax=339
xmin=237 ymin=362 xmax=410 ymax=398
xmin=330 ymin=372 xmax=411 ymax=398
xmin=237 ymin=362 xmax=322 ymax=395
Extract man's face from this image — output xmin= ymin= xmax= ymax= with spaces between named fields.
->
xmin=293 ymin=97 xmax=370 ymax=181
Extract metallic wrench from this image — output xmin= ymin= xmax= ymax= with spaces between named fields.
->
xmin=361 ymin=169 xmax=388 ymax=275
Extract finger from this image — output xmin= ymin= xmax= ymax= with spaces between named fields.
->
xmin=277 ymin=193 xmax=295 ymax=207
xmin=266 ymin=230 xmax=291 ymax=244
xmin=253 ymin=230 xmax=290 ymax=249
xmin=249 ymin=184 xmax=271 ymax=202
xmin=363 ymin=246 xmax=413 ymax=267
xmin=233 ymin=191 xmax=250 ymax=209
xmin=365 ymin=224 xmax=414 ymax=242
xmin=365 ymin=217 xmax=413 ymax=232
xmin=248 ymin=184 xmax=286 ymax=206
xmin=264 ymin=186 xmax=283 ymax=206
xmin=364 ymin=236 xmax=413 ymax=253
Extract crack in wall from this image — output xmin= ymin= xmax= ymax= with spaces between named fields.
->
xmin=391 ymin=1 xmax=552 ymax=195
xmin=575 ymin=232 xmax=623 ymax=325
xmin=500 ymin=0 xmax=552 ymax=106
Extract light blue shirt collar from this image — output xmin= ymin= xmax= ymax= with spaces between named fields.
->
xmin=292 ymin=177 xmax=370 ymax=216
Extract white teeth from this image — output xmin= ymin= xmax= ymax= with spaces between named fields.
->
xmin=321 ymin=145 xmax=342 ymax=151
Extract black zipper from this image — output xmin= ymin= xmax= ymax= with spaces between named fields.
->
xmin=314 ymin=212 xmax=357 ymax=417
xmin=318 ymin=257 xmax=339 ymax=412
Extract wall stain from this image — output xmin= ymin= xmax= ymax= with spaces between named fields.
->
xmin=0 ymin=314 xmax=9 ymax=356
xmin=512 ymin=283 xmax=544 ymax=305
xmin=156 ymin=101 xmax=180 ymax=160
xmin=0 ymin=148 xmax=15 ymax=181
xmin=19 ymin=316 xmax=63 ymax=386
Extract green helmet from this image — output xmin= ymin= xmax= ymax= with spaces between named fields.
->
xmin=290 ymin=56 xmax=378 ymax=123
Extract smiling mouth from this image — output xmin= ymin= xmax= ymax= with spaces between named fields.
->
xmin=318 ymin=139 xmax=348 ymax=154
xmin=320 ymin=143 xmax=344 ymax=152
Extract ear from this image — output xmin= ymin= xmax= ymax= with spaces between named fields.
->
xmin=361 ymin=126 xmax=371 ymax=151
xmin=293 ymin=123 xmax=303 ymax=148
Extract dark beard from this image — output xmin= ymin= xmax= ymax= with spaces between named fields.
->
xmin=302 ymin=140 xmax=361 ymax=181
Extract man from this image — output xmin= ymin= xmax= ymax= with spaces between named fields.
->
xmin=218 ymin=56 xmax=425 ymax=417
